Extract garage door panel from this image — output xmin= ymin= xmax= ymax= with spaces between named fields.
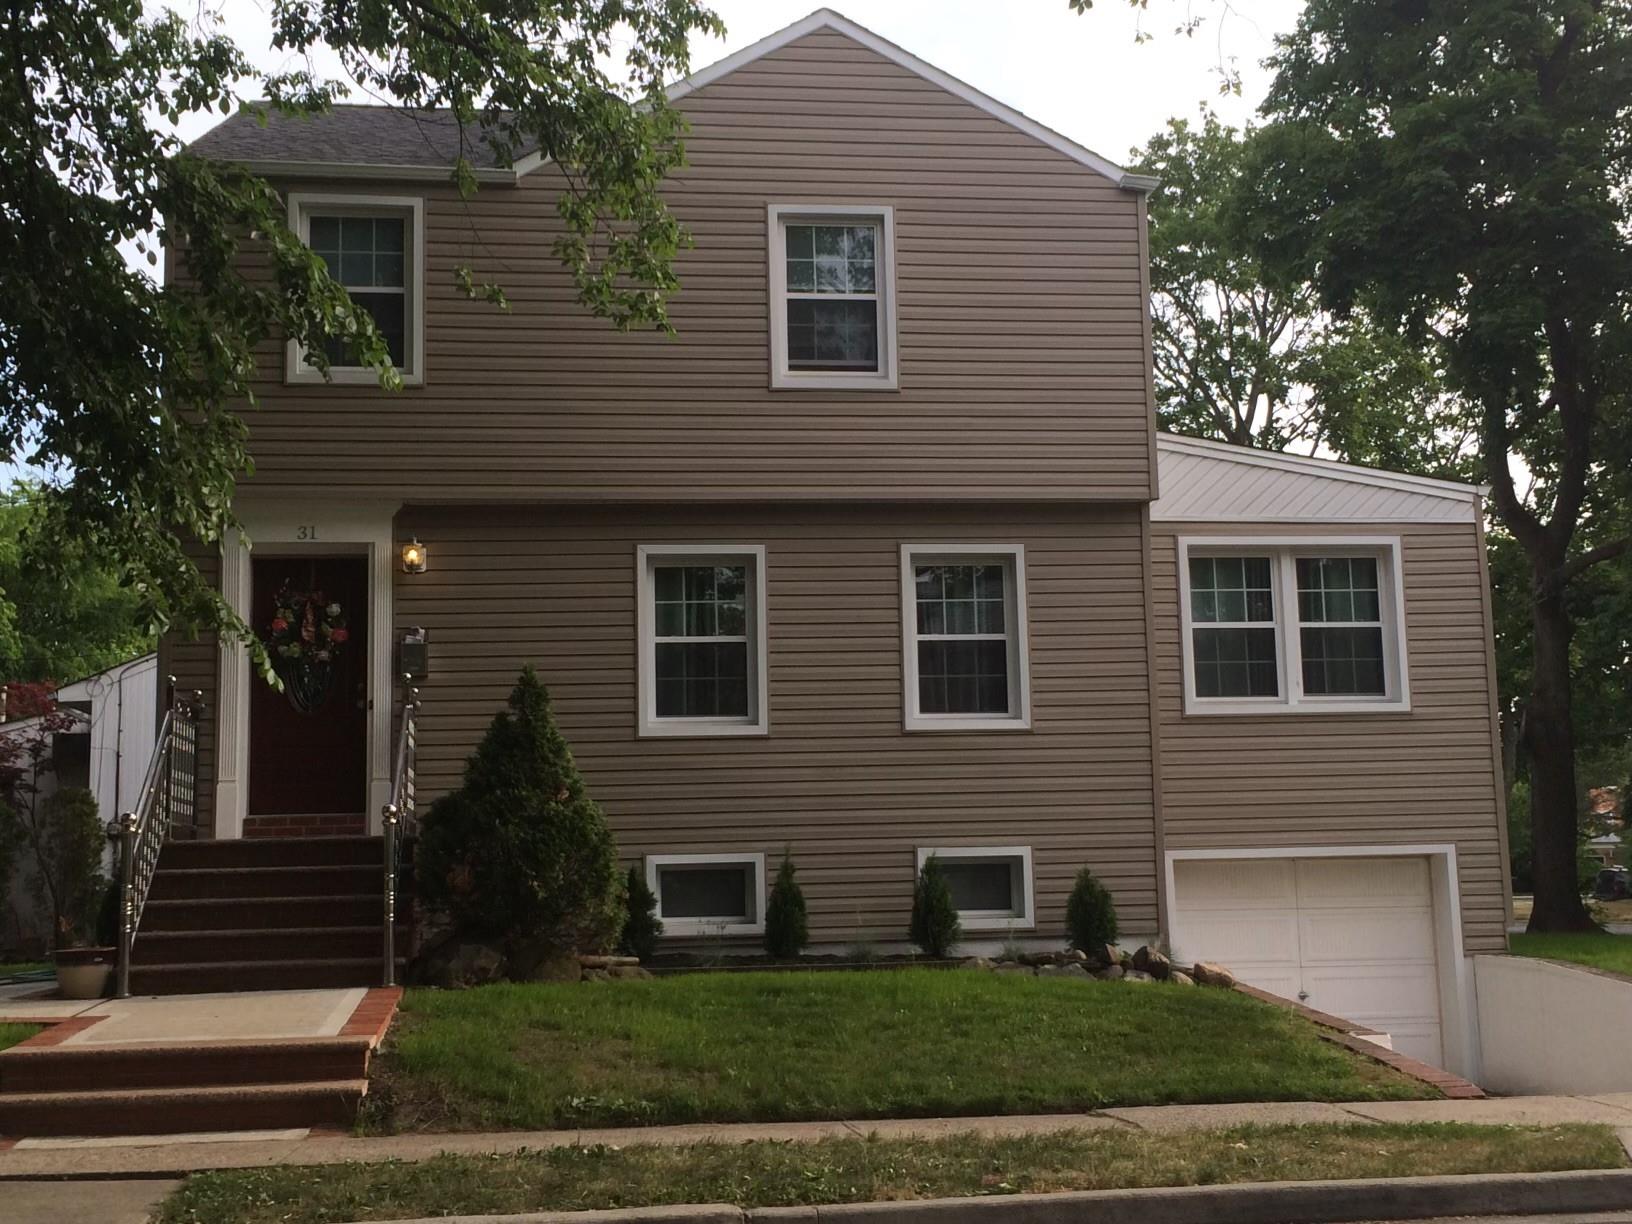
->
xmin=1303 ymin=963 xmax=1441 ymax=1020
xmin=1173 ymin=912 xmax=1299 ymax=967
xmin=1296 ymin=857 xmax=1431 ymax=907
xmin=1175 ymin=858 xmax=1295 ymax=907
xmin=1172 ymin=855 xmax=1445 ymax=1072
xmin=1298 ymin=908 xmax=1435 ymax=963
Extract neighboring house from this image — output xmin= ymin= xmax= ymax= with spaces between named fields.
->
xmin=158 ymin=10 xmax=1507 ymax=1076
xmin=0 ymin=654 xmax=158 ymax=954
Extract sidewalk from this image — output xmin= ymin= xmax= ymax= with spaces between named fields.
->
xmin=4 ymin=1094 xmax=1632 ymax=1179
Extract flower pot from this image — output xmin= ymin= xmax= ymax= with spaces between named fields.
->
xmin=53 ymin=946 xmax=115 ymax=999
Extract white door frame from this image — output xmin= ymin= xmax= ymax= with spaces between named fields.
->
xmin=215 ymin=500 xmax=400 ymax=839
xmin=1163 ymin=843 xmax=1478 ymax=1082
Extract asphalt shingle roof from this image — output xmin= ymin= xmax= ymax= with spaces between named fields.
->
xmin=187 ymin=104 xmax=535 ymax=171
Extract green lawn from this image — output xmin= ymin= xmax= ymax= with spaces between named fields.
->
xmin=155 ymin=1123 xmax=1626 ymax=1224
xmin=364 ymin=970 xmax=1433 ymax=1133
xmin=1511 ymin=932 xmax=1632 ymax=976
xmin=0 ymin=1023 xmax=42 ymax=1051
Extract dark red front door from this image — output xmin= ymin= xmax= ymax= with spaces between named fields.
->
xmin=248 ymin=556 xmax=368 ymax=820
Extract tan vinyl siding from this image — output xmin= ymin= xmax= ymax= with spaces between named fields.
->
xmin=157 ymin=545 xmax=221 ymax=838
xmin=232 ymin=29 xmax=1154 ymax=502
xmin=1152 ymin=522 xmax=1508 ymax=954
xmin=396 ymin=503 xmax=1158 ymax=945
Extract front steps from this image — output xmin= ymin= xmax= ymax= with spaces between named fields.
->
xmin=130 ymin=835 xmax=408 ymax=995
xmin=0 ymin=1038 xmax=371 ymax=1136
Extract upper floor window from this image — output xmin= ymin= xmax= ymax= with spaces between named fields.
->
xmin=768 ymin=204 xmax=897 ymax=391
xmin=636 ymin=545 xmax=769 ymax=737
xmin=900 ymin=544 xmax=1031 ymax=732
xmin=287 ymin=193 xmax=424 ymax=386
xmin=1179 ymin=538 xmax=1409 ymax=715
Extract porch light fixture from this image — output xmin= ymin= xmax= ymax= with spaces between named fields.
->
xmin=401 ymin=538 xmax=428 ymax=574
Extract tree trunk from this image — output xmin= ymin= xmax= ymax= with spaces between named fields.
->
xmin=1524 ymin=567 xmax=1596 ymax=932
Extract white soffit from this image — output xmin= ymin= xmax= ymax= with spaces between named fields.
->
xmin=667 ymin=8 xmax=1154 ymax=193
xmin=1153 ymin=434 xmax=1482 ymax=524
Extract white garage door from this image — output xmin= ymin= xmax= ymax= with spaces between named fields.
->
xmin=1171 ymin=856 xmax=1443 ymax=1067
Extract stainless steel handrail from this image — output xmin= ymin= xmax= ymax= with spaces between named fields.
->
xmin=382 ymin=674 xmax=418 ymax=986
xmin=115 ymin=679 xmax=200 ymax=999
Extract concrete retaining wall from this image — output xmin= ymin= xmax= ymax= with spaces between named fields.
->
xmin=1473 ymin=953 xmax=1632 ymax=1095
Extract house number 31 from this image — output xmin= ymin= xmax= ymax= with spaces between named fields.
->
xmin=296 ymin=525 xmax=319 ymax=540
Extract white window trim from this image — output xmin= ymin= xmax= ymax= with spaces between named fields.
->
xmin=900 ymin=543 xmax=1031 ymax=732
xmin=636 ymin=544 xmax=769 ymax=737
xmin=646 ymin=852 xmax=767 ymax=937
xmin=767 ymin=203 xmax=898 ymax=391
xmin=915 ymin=846 xmax=1035 ymax=931
xmin=286 ymin=192 xmax=426 ymax=386
xmin=1177 ymin=536 xmax=1411 ymax=716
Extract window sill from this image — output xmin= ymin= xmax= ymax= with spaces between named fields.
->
xmin=1182 ymin=697 xmax=1412 ymax=717
xmin=771 ymin=371 xmax=899 ymax=392
xmin=286 ymin=365 xmax=424 ymax=388
xmin=959 ymin=913 xmax=1036 ymax=932
xmin=903 ymin=714 xmax=1032 ymax=733
xmin=638 ymin=719 xmax=769 ymax=739
xmin=658 ymin=919 xmax=766 ymax=938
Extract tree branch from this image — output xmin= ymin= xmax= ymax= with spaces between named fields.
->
xmin=1560 ymin=535 xmax=1632 ymax=585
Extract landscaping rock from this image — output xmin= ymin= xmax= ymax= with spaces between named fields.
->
xmin=1168 ymin=971 xmax=1195 ymax=987
xmin=1019 ymin=952 xmax=1057 ymax=967
xmin=607 ymin=964 xmax=653 ymax=980
xmin=423 ymin=940 xmax=504 ymax=989
xmin=1192 ymin=961 xmax=1238 ymax=989
xmin=579 ymin=954 xmax=640 ymax=969
xmin=1064 ymin=948 xmax=1088 ymax=964
xmin=1131 ymin=945 xmax=1172 ymax=980
xmin=1123 ymin=969 xmax=1155 ymax=982
xmin=993 ymin=962 xmax=1032 ymax=976
xmin=1057 ymin=962 xmax=1091 ymax=979
xmin=965 ymin=957 xmax=996 ymax=971
xmin=1096 ymin=964 xmax=1124 ymax=981
xmin=582 ymin=968 xmax=611 ymax=982
xmin=518 ymin=950 xmax=582 ymax=984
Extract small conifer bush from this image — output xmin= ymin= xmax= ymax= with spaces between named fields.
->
xmin=619 ymin=865 xmax=662 ymax=961
xmin=1065 ymin=867 xmax=1118 ymax=951
xmin=764 ymin=850 xmax=809 ymax=960
xmin=417 ymin=665 xmax=623 ymax=960
xmin=909 ymin=855 xmax=961 ymax=958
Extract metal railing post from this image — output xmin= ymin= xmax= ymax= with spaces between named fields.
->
xmin=382 ymin=803 xmax=399 ymax=987
xmin=116 ymin=810 xmax=137 ymax=999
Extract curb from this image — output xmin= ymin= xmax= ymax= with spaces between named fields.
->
xmin=363 ymin=1168 xmax=1632 ymax=1224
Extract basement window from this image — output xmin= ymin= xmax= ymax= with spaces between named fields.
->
xmin=646 ymin=853 xmax=766 ymax=936
xmin=915 ymin=846 xmax=1035 ymax=931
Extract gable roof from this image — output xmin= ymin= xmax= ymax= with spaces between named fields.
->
xmin=671 ymin=9 xmax=1153 ymax=192
xmin=1153 ymin=433 xmax=1485 ymax=525
xmin=186 ymin=9 xmax=1151 ymax=191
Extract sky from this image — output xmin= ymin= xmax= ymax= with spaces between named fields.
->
xmin=177 ymin=0 xmax=1307 ymax=165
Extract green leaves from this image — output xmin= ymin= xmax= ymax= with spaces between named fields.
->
xmin=0 ymin=0 xmax=722 ymax=660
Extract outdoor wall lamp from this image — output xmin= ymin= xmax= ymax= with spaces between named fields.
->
xmin=401 ymin=538 xmax=428 ymax=574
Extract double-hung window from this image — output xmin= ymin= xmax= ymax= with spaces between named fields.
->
xmin=636 ymin=545 xmax=768 ymax=736
xmin=901 ymin=545 xmax=1031 ymax=731
xmin=288 ymin=193 xmax=424 ymax=384
xmin=1179 ymin=538 xmax=1409 ymax=713
xmin=768 ymin=204 xmax=897 ymax=390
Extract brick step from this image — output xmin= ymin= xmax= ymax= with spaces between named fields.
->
xmin=0 ymin=1038 xmax=371 ymax=1094
xmin=131 ymin=926 xmax=411 ymax=966
xmin=0 ymin=1079 xmax=367 ymax=1136
xmin=158 ymin=835 xmax=385 ymax=871
xmin=147 ymin=864 xmax=383 ymax=901
xmin=140 ymin=894 xmax=387 ymax=932
xmin=127 ymin=958 xmax=404 ymax=995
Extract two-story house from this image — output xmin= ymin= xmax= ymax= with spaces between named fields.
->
xmin=149 ymin=9 xmax=1507 ymax=1079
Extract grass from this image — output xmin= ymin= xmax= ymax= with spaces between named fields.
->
xmin=0 ymin=961 xmax=48 ymax=979
xmin=364 ymin=970 xmax=1433 ymax=1133
xmin=0 ymin=1023 xmax=42 ymax=1051
xmin=1511 ymin=931 xmax=1632 ymax=976
xmin=153 ymin=1123 xmax=1628 ymax=1224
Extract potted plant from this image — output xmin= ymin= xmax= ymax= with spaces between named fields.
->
xmin=54 ymin=877 xmax=119 ymax=999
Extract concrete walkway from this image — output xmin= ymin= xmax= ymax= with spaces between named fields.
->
xmin=4 ymin=1094 xmax=1632 ymax=1179
xmin=0 ymin=981 xmax=368 ymax=1043
xmin=4 ymin=1178 xmax=180 ymax=1224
